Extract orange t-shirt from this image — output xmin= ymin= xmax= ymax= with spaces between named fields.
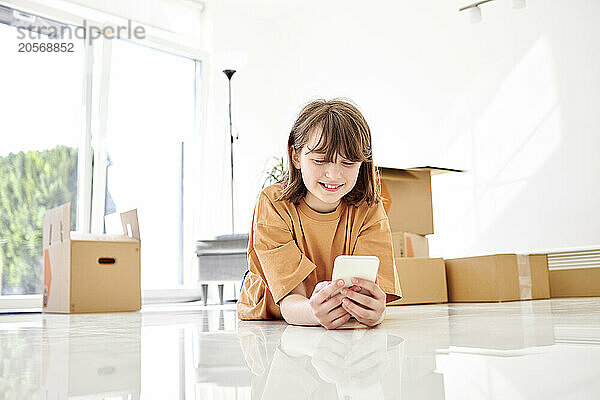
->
xmin=237 ymin=182 xmax=403 ymax=320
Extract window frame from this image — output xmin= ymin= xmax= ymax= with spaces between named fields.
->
xmin=0 ymin=1 xmax=210 ymax=311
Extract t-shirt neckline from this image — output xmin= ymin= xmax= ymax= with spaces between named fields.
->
xmin=298 ymin=198 xmax=345 ymax=221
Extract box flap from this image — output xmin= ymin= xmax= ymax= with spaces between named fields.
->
xmin=378 ymin=166 xmax=464 ymax=176
xmin=104 ymin=209 xmax=140 ymax=240
xmin=407 ymin=166 xmax=465 ymax=175
xmin=378 ymin=167 xmax=423 ymax=181
xmin=42 ymin=203 xmax=71 ymax=250
xmin=120 ymin=209 xmax=140 ymax=240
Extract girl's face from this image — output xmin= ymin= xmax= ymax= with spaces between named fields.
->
xmin=291 ymin=131 xmax=363 ymax=213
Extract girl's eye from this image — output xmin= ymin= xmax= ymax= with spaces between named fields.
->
xmin=312 ymin=159 xmax=355 ymax=166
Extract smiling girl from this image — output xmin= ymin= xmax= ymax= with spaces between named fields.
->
xmin=237 ymin=99 xmax=402 ymax=328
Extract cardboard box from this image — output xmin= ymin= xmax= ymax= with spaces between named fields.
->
xmin=549 ymin=267 xmax=600 ymax=297
xmin=391 ymin=231 xmax=429 ymax=258
xmin=42 ymin=203 xmax=141 ymax=313
xmin=389 ymin=258 xmax=448 ymax=305
xmin=378 ymin=166 xmax=461 ymax=236
xmin=444 ymin=254 xmax=550 ymax=302
xmin=379 ymin=167 xmax=433 ymax=235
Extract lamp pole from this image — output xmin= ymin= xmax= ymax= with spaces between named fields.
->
xmin=223 ymin=69 xmax=236 ymax=234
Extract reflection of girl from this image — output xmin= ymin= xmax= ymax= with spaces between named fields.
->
xmin=236 ymin=324 xmax=403 ymax=400
xmin=237 ymin=99 xmax=402 ymax=328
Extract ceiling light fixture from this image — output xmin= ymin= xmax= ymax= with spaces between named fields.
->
xmin=459 ymin=0 xmax=494 ymax=23
xmin=459 ymin=0 xmax=526 ymax=23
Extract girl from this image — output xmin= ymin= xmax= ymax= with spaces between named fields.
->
xmin=237 ymin=99 xmax=402 ymax=329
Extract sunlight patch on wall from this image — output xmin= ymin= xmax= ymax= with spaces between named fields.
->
xmin=470 ymin=35 xmax=561 ymax=242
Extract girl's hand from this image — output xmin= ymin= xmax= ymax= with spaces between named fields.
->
xmin=312 ymin=280 xmax=361 ymax=297
xmin=340 ymin=277 xmax=386 ymax=327
xmin=308 ymin=280 xmax=352 ymax=330
xmin=312 ymin=281 xmax=329 ymax=295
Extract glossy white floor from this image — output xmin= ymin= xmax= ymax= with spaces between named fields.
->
xmin=1 ymin=298 xmax=599 ymax=400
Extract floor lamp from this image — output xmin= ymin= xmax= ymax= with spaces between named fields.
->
xmin=223 ymin=69 xmax=236 ymax=234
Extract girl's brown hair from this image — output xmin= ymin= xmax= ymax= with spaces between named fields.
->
xmin=277 ymin=99 xmax=381 ymax=207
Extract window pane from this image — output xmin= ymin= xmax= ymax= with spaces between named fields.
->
xmin=0 ymin=12 xmax=84 ymax=295
xmin=105 ymin=39 xmax=196 ymax=289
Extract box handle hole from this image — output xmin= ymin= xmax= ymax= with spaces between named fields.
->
xmin=98 ymin=257 xmax=116 ymax=265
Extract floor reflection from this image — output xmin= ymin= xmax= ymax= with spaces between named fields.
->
xmin=237 ymin=323 xmax=404 ymax=399
xmin=41 ymin=313 xmax=141 ymax=399
xmin=446 ymin=301 xmax=556 ymax=351
xmin=435 ymin=301 xmax=600 ymax=400
xmin=0 ymin=299 xmax=599 ymax=399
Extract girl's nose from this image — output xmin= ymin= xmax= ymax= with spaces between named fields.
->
xmin=324 ymin=163 xmax=342 ymax=178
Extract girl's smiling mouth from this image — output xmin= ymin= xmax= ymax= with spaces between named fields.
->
xmin=319 ymin=182 xmax=344 ymax=191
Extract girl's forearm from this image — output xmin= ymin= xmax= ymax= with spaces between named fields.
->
xmin=280 ymin=294 xmax=320 ymax=326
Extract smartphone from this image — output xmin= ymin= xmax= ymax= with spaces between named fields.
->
xmin=331 ymin=255 xmax=379 ymax=296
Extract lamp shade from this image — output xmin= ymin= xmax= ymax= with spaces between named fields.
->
xmin=469 ymin=6 xmax=482 ymax=23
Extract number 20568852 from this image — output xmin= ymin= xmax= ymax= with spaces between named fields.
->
xmin=18 ymin=42 xmax=74 ymax=53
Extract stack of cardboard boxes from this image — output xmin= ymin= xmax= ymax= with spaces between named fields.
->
xmin=381 ymin=166 xmax=597 ymax=305
xmin=378 ymin=167 xmax=450 ymax=306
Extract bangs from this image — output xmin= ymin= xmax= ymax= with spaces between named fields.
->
xmin=305 ymin=113 xmax=369 ymax=163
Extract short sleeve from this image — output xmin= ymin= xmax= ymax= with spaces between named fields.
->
xmin=253 ymin=193 xmax=317 ymax=304
xmin=352 ymin=202 xmax=403 ymax=302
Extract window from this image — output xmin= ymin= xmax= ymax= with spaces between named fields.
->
xmin=104 ymin=39 xmax=198 ymax=288
xmin=0 ymin=7 xmax=84 ymax=296
xmin=0 ymin=4 xmax=206 ymax=310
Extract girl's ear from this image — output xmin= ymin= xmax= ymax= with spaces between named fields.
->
xmin=291 ymin=146 xmax=301 ymax=170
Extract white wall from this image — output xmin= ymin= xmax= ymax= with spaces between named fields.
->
xmin=200 ymin=0 xmax=600 ymax=258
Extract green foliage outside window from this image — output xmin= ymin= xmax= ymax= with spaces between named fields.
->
xmin=261 ymin=156 xmax=287 ymax=189
xmin=0 ymin=146 xmax=77 ymax=295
